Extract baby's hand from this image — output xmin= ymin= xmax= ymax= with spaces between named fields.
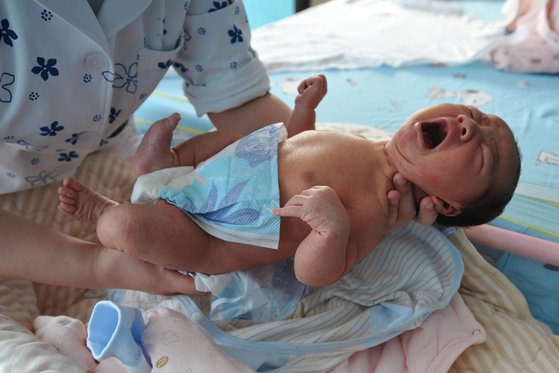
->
xmin=294 ymin=74 xmax=328 ymax=111
xmin=273 ymin=185 xmax=349 ymax=235
xmin=274 ymin=186 xmax=349 ymax=287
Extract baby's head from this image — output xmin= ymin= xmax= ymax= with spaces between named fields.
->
xmin=385 ymin=103 xmax=521 ymax=227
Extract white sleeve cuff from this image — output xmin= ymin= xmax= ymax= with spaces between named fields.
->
xmin=183 ymin=57 xmax=270 ymax=116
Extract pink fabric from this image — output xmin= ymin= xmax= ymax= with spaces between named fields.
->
xmin=464 ymin=225 xmax=559 ymax=266
xmin=329 ymin=294 xmax=486 ymax=373
xmin=492 ymin=0 xmax=559 ymax=73
xmin=33 ymin=315 xmax=98 ymax=372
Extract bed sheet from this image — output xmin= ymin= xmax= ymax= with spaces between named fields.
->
xmin=268 ymin=63 xmax=559 ymax=242
xmin=134 ymin=0 xmax=559 ymax=337
xmin=136 ymin=60 xmax=559 ymax=244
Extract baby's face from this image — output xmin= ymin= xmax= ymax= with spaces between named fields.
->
xmin=386 ymin=103 xmax=519 ymax=208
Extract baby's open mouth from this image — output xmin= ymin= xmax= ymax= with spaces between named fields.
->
xmin=420 ymin=121 xmax=447 ymax=149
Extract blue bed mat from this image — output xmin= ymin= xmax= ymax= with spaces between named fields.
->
xmin=136 ymin=61 xmax=559 ymax=243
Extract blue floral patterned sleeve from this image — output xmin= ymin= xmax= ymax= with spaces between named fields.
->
xmin=176 ymin=0 xmax=270 ymax=116
xmin=0 ymin=0 xmax=270 ymax=194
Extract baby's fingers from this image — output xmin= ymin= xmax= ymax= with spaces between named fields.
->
xmin=272 ymin=205 xmax=302 ymax=218
xmin=272 ymin=193 xmax=310 ymax=217
xmin=284 ymin=193 xmax=312 ymax=206
xmin=297 ymin=79 xmax=310 ymax=94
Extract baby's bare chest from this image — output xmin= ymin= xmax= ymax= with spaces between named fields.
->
xmin=278 ymin=133 xmax=386 ymax=213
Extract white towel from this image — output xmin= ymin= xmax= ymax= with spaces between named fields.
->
xmin=252 ymin=0 xmax=507 ymax=71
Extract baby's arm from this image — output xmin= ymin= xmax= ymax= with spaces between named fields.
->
xmin=176 ymin=74 xmax=328 ymax=167
xmin=286 ymin=75 xmax=328 ymax=137
xmin=273 ymin=186 xmax=350 ymax=287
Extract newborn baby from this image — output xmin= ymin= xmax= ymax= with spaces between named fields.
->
xmin=58 ymin=75 xmax=521 ymax=288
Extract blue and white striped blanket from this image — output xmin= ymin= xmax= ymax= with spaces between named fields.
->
xmin=110 ymin=221 xmax=463 ymax=372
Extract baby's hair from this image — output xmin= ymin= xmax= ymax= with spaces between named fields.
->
xmin=436 ymin=138 xmax=522 ymax=227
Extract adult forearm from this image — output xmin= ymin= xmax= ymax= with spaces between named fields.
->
xmin=208 ymin=93 xmax=292 ymax=135
xmin=0 ymin=209 xmax=99 ymax=288
xmin=174 ymin=129 xmax=241 ymax=167
xmin=0 ymin=209 xmax=198 ymax=294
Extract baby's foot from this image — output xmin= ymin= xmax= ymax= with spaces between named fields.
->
xmin=128 ymin=113 xmax=180 ymax=176
xmin=58 ymin=177 xmax=117 ymax=224
xmin=294 ymin=74 xmax=328 ymax=110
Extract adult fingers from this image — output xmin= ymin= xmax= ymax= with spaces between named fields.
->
xmin=386 ymin=189 xmax=401 ymax=231
xmin=416 ymin=197 xmax=437 ymax=225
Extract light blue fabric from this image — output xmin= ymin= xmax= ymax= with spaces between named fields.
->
xmin=178 ymin=223 xmax=464 ymax=372
xmin=191 ymin=259 xmax=307 ymax=321
xmin=496 ymin=253 xmax=559 ymax=334
xmin=86 ymin=300 xmax=151 ymax=372
xmin=159 ymin=122 xmax=284 ymax=249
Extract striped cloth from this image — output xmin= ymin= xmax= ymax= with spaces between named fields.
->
xmin=449 ymin=231 xmax=559 ymax=372
xmin=110 ymin=221 xmax=464 ymax=372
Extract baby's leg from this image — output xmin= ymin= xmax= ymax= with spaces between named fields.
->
xmin=95 ymin=201 xmax=214 ymax=271
xmin=142 ymin=308 xmax=253 ymax=373
xmin=128 ymin=113 xmax=180 ymax=176
xmin=58 ymin=177 xmax=117 ymax=224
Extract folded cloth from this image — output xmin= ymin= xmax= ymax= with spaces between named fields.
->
xmin=110 ymin=222 xmax=464 ymax=372
xmin=131 ymin=123 xmax=286 ymax=249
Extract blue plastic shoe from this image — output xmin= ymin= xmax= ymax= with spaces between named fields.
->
xmin=87 ymin=300 xmax=151 ymax=372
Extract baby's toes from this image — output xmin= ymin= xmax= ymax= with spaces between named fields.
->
xmin=58 ymin=185 xmax=77 ymax=200
xmin=58 ymin=202 xmax=77 ymax=216
xmin=62 ymin=177 xmax=86 ymax=193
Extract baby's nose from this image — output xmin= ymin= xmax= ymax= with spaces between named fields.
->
xmin=457 ymin=115 xmax=476 ymax=142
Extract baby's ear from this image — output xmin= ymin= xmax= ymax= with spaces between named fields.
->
xmin=431 ymin=196 xmax=461 ymax=217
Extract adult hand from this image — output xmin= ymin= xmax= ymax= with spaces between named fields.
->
xmin=386 ymin=173 xmax=437 ymax=232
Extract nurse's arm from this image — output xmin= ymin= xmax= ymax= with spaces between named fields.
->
xmin=173 ymin=129 xmax=242 ymax=167
xmin=208 ymin=93 xmax=292 ymax=136
xmin=0 ymin=209 xmax=198 ymax=294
